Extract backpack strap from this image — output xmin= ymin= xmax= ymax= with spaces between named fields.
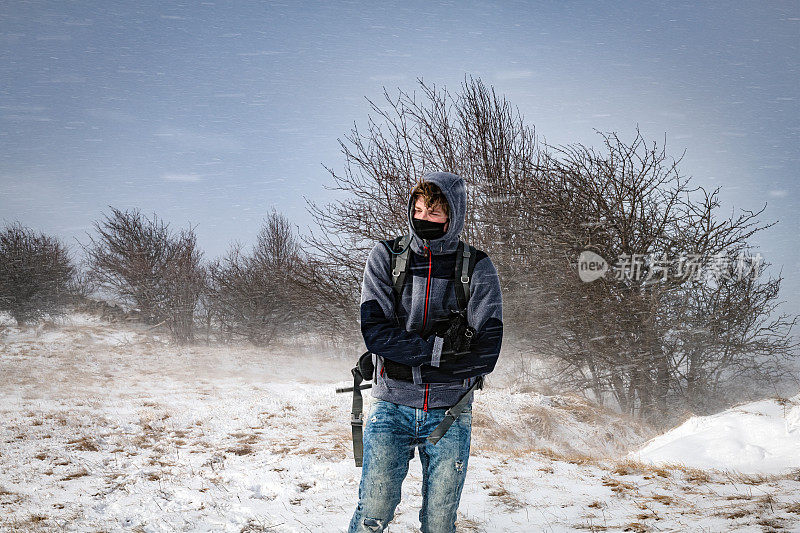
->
xmin=454 ymin=239 xmax=477 ymax=312
xmin=427 ymin=375 xmax=483 ymax=446
xmin=390 ymin=235 xmax=411 ymax=299
xmin=334 ymin=351 xmax=375 ymax=467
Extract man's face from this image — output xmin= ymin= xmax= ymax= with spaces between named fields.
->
xmin=413 ymin=196 xmax=449 ymax=232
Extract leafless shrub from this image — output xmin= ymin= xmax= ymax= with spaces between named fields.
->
xmin=517 ymin=130 xmax=799 ymax=424
xmin=0 ymin=222 xmax=80 ymax=324
xmin=84 ymin=207 xmax=204 ymax=343
xmin=162 ymin=228 xmax=204 ymax=343
xmin=206 ymin=210 xmax=309 ymax=346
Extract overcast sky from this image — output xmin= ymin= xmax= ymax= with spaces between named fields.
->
xmin=1 ymin=1 xmax=798 ymax=316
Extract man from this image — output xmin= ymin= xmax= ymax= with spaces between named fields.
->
xmin=349 ymin=171 xmax=503 ymax=533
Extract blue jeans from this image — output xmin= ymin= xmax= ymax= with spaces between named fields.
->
xmin=348 ymin=398 xmax=472 ymax=533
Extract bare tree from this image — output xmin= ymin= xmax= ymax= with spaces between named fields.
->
xmin=207 ymin=210 xmax=308 ymax=346
xmin=163 ymin=229 xmax=205 ymax=344
xmin=84 ymin=207 xmax=204 ymax=343
xmin=662 ymin=258 xmax=798 ymax=415
xmin=0 ymin=223 xmax=78 ymax=325
xmin=512 ymin=130 xmax=797 ymax=424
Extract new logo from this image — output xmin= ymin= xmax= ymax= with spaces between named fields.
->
xmin=578 ymin=250 xmax=608 ymax=282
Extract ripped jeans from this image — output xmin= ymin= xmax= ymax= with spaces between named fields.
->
xmin=348 ymin=398 xmax=472 ymax=533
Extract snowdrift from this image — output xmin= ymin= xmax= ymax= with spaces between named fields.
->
xmin=629 ymin=395 xmax=800 ymax=475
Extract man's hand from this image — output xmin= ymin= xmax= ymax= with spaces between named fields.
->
xmin=435 ymin=309 xmax=476 ymax=361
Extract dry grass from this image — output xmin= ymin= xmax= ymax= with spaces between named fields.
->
xmin=650 ymin=494 xmax=675 ymax=506
xmin=453 ymin=516 xmax=485 ymax=532
xmin=710 ymin=493 xmax=781 ymax=522
xmin=601 ymin=475 xmax=637 ymax=496
xmin=773 ymin=396 xmax=795 ymax=407
xmin=758 ymin=493 xmax=777 ymax=513
xmin=240 ymin=517 xmax=286 ymax=533
xmin=786 ymin=501 xmax=800 ymax=514
xmin=234 ymin=433 xmax=260 ymax=445
xmin=757 ymin=517 xmax=790 ymax=529
xmin=519 ymin=405 xmax=557 ymax=438
xmin=60 ymin=467 xmax=89 ymax=481
xmin=534 ymin=447 xmax=603 ymax=468
xmin=719 ymin=507 xmax=748 ymax=519
xmin=621 ymin=522 xmax=650 ymax=532
xmin=727 ymin=471 xmax=783 ymax=485
xmin=67 ymin=436 xmax=99 ymax=452
xmin=485 ymin=484 xmax=526 ymax=511
xmin=471 ymin=414 xmax=526 ymax=451
xmin=611 ymin=458 xmax=671 ymax=479
xmin=572 ymin=522 xmax=609 ymax=531
xmin=659 ymin=463 xmax=714 ymax=484
xmin=226 ymin=445 xmax=254 ymax=456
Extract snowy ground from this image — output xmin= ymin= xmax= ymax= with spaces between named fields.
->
xmin=1 ymin=313 xmax=800 ymax=532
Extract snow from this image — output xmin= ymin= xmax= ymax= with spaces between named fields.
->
xmin=628 ymin=396 xmax=800 ymax=475
xmin=2 ymin=313 xmax=800 ymax=531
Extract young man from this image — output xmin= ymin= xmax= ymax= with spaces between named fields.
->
xmin=349 ymin=171 xmax=503 ymax=533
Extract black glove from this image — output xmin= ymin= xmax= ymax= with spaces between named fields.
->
xmin=435 ymin=310 xmax=476 ymax=361
xmin=356 ymin=351 xmax=375 ymax=380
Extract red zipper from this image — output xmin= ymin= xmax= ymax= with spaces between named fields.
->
xmin=422 ymin=245 xmax=432 ymax=326
xmin=422 ymin=244 xmax=432 ymax=411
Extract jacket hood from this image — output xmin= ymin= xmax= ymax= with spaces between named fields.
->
xmin=406 ymin=171 xmax=466 ymax=255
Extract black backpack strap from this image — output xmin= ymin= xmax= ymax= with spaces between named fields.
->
xmin=454 ymin=239 xmax=476 ymax=313
xmin=427 ymin=375 xmax=483 ymax=446
xmin=390 ymin=235 xmax=411 ymax=299
xmin=350 ymin=365 xmax=365 ymax=467
xmin=334 ymin=351 xmax=374 ymax=467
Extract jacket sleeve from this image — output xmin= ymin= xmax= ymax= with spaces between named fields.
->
xmin=360 ymin=241 xmax=434 ymax=366
xmin=434 ymin=253 xmax=503 ymax=380
xmin=465 ymin=254 xmax=504 ymax=376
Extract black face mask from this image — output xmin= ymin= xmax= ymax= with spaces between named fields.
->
xmin=412 ymin=217 xmax=447 ymax=240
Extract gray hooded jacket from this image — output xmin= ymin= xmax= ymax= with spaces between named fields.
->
xmin=359 ymin=171 xmax=503 ymax=409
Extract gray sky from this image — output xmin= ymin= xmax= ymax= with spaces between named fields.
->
xmin=1 ymin=1 xmax=798 ymax=316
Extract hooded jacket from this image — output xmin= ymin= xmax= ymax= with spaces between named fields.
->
xmin=359 ymin=171 xmax=503 ymax=410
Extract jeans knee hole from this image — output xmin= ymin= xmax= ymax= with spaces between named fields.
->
xmin=363 ymin=517 xmax=384 ymax=531
xmin=455 ymin=460 xmax=464 ymax=473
